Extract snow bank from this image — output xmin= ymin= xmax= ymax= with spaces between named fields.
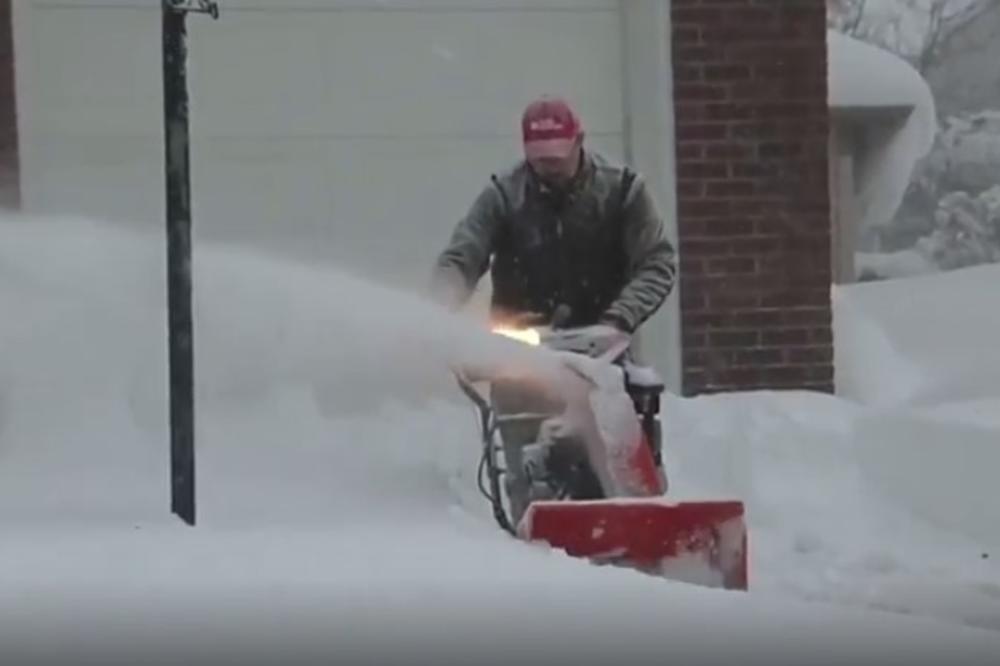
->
xmin=828 ymin=30 xmax=928 ymax=109
xmin=2 ymin=212 xmax=1000 ymax=659
xmin=663 ymin=389 xmax=1000 ymax=633
xmin=830 ymin=261 xmax=1000 ymax=609
xmin=3 ymin=527 xmax=998 ymax=665
xmin=827 ymin=30 xmax=937 ymax=232
xmin=833 ymin=262 xmax=1000 ymax=407
xmin=854 ymin=411 xmax=1000 ymax=550
xmin=856 ymin=248 xmax=939 ymax=280
xmin=668 ymin=254 xmax=1000 ymax=628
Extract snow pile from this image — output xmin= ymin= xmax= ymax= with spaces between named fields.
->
xmin=2 ymin=527 xmax=996 ymax=665
xmin=855 ymin=411 xmax=1000 ymax=549
xmin=828 ymin=30 xmax=927 ymax=109
xmin=833 ymin=262 xmax=1000 ymax=407
xmin=827 ymin=30 xmax=937 ymax=232
xmin=832 ymin=261 xmax=1000 ymax=561
xmin=664 ymin=389 xmax=1000 ymax=633
xmin=2 ymin=213 xmax=1000 ymax=661
xmin=856 ymin=248 xmax=939 ymax=280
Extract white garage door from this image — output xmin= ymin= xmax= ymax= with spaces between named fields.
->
xmin=14 ymin=0 xmax=681 ymax=389
xmin=14 ymin=0 xmax=627 ymax=285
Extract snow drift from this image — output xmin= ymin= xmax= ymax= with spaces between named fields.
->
xmin=834 ymin=262 xmax=1000 ymax=560
xmin=2 ymin=212 xmax=1000 ymax=662
xmin=833 ymin=262 xmax=1000 ymax=408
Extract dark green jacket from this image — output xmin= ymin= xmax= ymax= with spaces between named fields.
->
xmin=432 ymin=151 xmax=676 ymax=333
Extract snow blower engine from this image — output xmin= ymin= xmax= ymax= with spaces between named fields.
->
xmin=455 ymin=317 xmax=748 ymax=591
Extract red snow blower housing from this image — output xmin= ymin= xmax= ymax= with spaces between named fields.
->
xmin=455 ymin=321 xmax=748 ymax=591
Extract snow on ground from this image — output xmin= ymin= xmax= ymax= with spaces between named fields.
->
xmin=666 ymin=389 xmax=1000 ymax=634
xmin=2 ymin=213 xmax=1000 ymax=663
xmin=856 ymin=248 xmax=940 ymax=280
xmin=828 ymin=263 xmax=1000 ymax=622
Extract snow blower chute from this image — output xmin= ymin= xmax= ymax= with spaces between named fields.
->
xmin=455 ymin=322 xmax=748 ymax=591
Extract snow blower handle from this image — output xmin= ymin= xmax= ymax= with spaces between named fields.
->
xmin=540 ymin=324 xmax=631 ymax=364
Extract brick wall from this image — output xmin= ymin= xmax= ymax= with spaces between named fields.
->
xmin=0 ymin=0 xmax=18 ymax=209
xmin=671 ymin=0 xmax=833 ymax=395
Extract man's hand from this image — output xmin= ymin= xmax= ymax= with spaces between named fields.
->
xmin=545 ymin=323 xmax=631 ymax=361
xmin=598 ymin=312 xmax=631 ymax=333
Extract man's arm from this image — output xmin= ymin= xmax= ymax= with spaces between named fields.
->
xmin=600 ymin=174 xmax=677 ymax=333
xmin=430 ymin=181 xmax=505 ymax=308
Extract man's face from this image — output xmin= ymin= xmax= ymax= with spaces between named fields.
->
xmin=526 ymin=137 xmax=583 ymax=188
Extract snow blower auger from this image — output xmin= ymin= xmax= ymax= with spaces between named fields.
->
xmin=455 ymin=320 xmax=748 ymax=591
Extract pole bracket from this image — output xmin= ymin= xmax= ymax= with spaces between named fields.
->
xmin=165 ymin=0 xmax=220 ymax=20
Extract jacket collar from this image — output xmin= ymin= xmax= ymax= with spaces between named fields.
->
xmin=526 ymin=150 xmax=594 ymax=201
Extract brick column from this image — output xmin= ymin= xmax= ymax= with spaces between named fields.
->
xmin=0 ymin=0 xmax=19 ymax=209
xmin=671 ymin=0 xmax=833 ymax=395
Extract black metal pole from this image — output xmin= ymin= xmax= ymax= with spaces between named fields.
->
xmin=162 ymin=0 xmax=216 ymax=525
xmin=162 ymin=3 xmax=195 ymax=526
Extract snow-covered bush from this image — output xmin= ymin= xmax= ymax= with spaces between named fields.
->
xmin=870 ymin=111 xmax=1000 ymax=275
xmin=915 ymin=186 xmax=1000 ymax=269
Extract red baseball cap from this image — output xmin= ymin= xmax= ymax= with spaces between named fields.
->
xmin=521 ymin=96 xmax=582 ymax=160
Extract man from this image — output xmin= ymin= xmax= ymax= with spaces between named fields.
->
xmin=432 ymin=98 xmax=677 ymax=523
xmin=431 ymin=96 xmax=677 ymax=336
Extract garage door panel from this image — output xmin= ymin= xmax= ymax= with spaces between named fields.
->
xmin=189 ymin=137 xmax=332 ymax=257
xmin=18 ymin=0 xmax=627 ymax=289
xmin=318 ymin=10 xmax=623 ymax=136
xmin=31 ymin=7 xmax=160 ymax=136
xmin=25 ymin=0 xmax=617 ymax=10
xmin=29 ymin=128 xmax=624 ymax=262
xmin=188 ymin=9 xmax=623 ymax=137
xmin=187 ymin=16 xmax=331 ymax=137
xmin=182 ymin=1 xmax=619 ymax=11
xmin=190 ymin=132 xmax=623 ymax=285
xmin=30 ymin=135 xmax=163 ymax=226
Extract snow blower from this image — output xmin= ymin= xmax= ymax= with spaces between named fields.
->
xmin=455 ymin=320 xmax=748 ymax=591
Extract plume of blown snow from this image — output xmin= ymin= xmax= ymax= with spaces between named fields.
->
xmin=0 ymin=212 xmax=574 ymax=526
xmin=0 ymin=212 xmax=567 ymax=426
